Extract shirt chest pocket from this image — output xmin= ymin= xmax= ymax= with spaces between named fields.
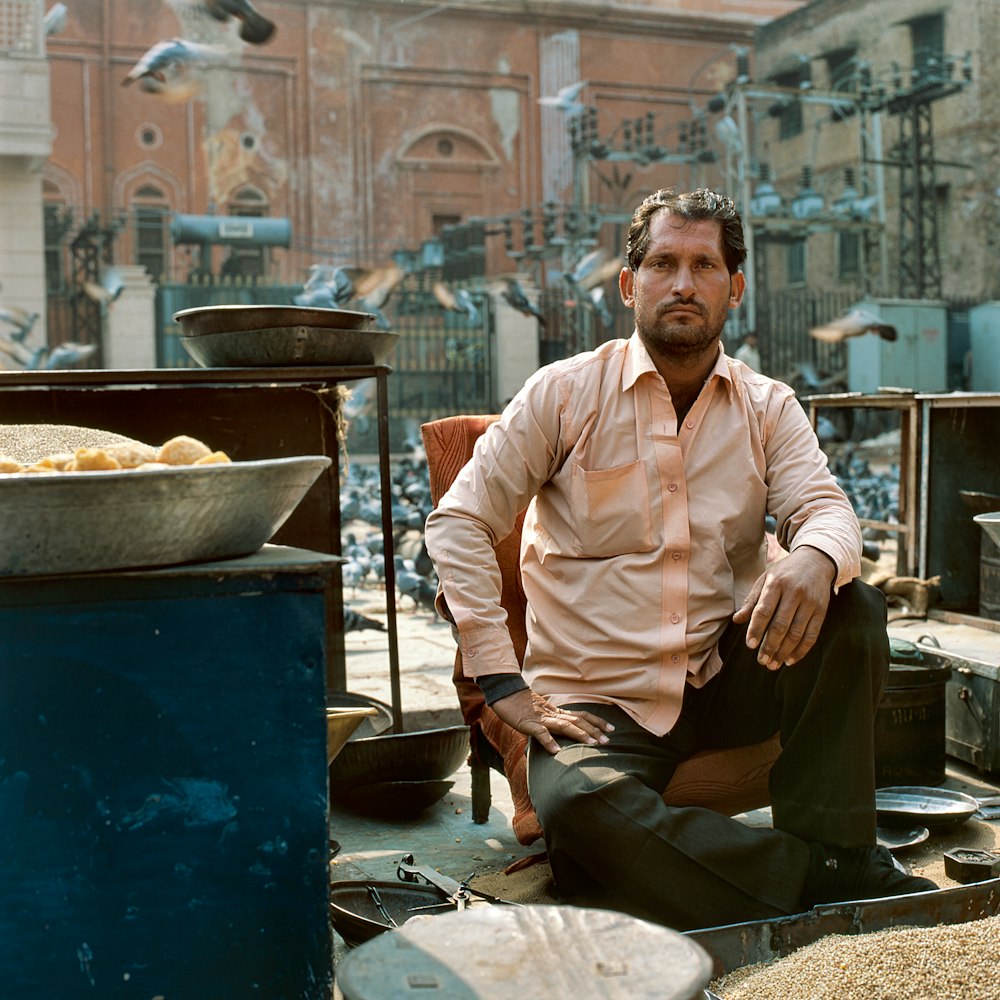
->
xmin=570 ymin=459 xmax=654 ymax=557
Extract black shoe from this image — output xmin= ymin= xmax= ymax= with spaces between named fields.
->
xmin=802 ymin=844 xmax=938 ymax=908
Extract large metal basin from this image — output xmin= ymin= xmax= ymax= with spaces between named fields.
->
xmin=180 ymin=326 xmax=400 ymax=367
xmin=974 ymin=511 xmax=1000 ymax=548
xmin=0 ymin=455 xmax=331 ymax=577
xmin=173 ymin=304 xmax=376 ymax=336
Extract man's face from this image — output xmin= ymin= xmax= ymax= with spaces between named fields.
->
xmin=619 ymin=213 xmax=745 ymax=359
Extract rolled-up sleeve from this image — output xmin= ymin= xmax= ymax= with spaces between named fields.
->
xmin=764 ymin=393 xmax=862 ymax=589
xmin=423 ymin=384 xmax=563 ymax=679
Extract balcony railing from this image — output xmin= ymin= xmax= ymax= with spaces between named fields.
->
xmin=0 ymin=0 xmax=40 ymax=57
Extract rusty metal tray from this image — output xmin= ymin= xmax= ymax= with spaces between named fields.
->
xmin=688 ymin=879 xmax=1000 ymax=978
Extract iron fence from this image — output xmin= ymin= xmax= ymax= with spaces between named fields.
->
xmin=154 ymin=275 xmax=494 ymax=452
xmin=757 ymin=288 xmax=859 ymax=387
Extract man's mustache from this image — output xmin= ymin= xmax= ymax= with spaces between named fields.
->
xmin=657 ymin=299 xmax=705 ymax=315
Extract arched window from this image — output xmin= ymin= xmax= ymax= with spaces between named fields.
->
xmin=222 ymin=185 xmax=269 ymax=279
xmin=132 ymin=183 xmax=169 ymax=281
xmin=42 ymin=179 xmax=71 ymax=292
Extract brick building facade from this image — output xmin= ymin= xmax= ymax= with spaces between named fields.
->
xmin=17 ymin=0 xmax=803 ymax=333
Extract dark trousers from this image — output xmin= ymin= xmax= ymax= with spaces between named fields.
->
xmin=526 ymin=580 xmax=889 ymax=930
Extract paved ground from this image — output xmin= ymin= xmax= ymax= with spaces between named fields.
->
xmin=331 ymin=589 xmax=536 ymax=879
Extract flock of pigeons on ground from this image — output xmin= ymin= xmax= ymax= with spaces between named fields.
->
xmin=339 ymin=443 xmax=441 ymax=634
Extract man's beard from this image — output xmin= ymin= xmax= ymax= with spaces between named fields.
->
xmin=635 ymin=298 xmax=727 ymax=358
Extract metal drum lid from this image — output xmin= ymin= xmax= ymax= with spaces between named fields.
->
xmin=337 ymin=904 xmax=713 ymax=1000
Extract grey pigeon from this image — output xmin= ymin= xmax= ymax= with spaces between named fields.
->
xmin=501 ymin=278 xmax=546 ymax=327
xmin=203 ymin=0 xmax=276 ymax=44
xmin=121 ymin=38 xmax=224 ymax=88
xmin=537 ymin=80 xmax=587 ymax=116
xmin=44 ymin=342 xmax=97 ymax=369
xmin=0 ymin=304 xmax=39 ymax=343
xmin=344 ymin=608 xmax=386 ymax=633
xmin=82 ymin=267 xmax=125 ymax=306
xmin=810 ymin=307 xmax=897 ymax=344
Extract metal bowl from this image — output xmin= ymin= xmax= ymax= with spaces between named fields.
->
xmin=180 ymin=326 xmax=400 ymax=368
xmin=327 ymin=692 xmax=394 ymax=740
xmin=327 ymin=708 xmax=381 ymax=765
xmin=329 ymin=880 xmax=453 ymax=948
xmin=173 ymin=304 xmax=376 ymax=336
xmin=875 ymin=786 xmax=980 ymax=829
xmin=0 ymin=455 xmax=331 ymax=577
xmin=328 ymin=725 xmax=469 ymax=790
xmin=974 ymin=512 xmax=1000 ymax=549
xmin=338 ymin=779 xmax=456 ymax=817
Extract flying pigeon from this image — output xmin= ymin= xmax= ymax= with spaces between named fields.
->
xmin=351 ymin=264 xmax=404 ymax=331
xmin=500 ymin=277 xmax=546 ymax=327
xmin=809 ymin=307 xmax=898 ymax=344
xmin=585 ymin=285 xmax=614 ymax=327
xmin=537 ymin=80 xmax=587 ymax=116
xmin=44 ymin=342 xmax=98 ymax=369
xmin=562 ymin=247 xmax=622 ymax=297
xmin=43 ymin=2 xmax=67 ymax=36
xmin=432 ymin=282 xmax=481 ymax=325
xmin=0 ymin=304 xmax=40 ymax=343
xmin=294 ymin=265 xmax=356 ymax=309
xmin=0 ymin=336 xmax=40 ymax=368
xmin=202 ymin=0 xmax=276 ymax=45
xmin=122 ymin=38 xmax=225 ymax=89
xmin=82 ymin=267 xmax=125 ymax=306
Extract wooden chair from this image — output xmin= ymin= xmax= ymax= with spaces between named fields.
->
xmin=421 ymin=414 xmax=780 ymax=846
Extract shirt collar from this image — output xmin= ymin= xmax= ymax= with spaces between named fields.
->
xmin=622 ymin=332 xmax=737 ymax=398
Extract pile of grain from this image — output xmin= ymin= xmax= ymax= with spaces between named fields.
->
xmin=711 ymin=913 xmax=1000 ymax=1000
xmin=0 ymin=424 xmax=143 ymax=465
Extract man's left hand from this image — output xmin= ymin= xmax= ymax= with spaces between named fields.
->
xmin=732 ymin=546 xmax=837 ymax=670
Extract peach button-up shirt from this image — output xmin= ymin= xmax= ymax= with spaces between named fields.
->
xmin=424 ymin=333 xmax=862 ymax=737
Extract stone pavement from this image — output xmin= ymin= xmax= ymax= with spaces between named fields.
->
xmin=330 ymin=587 xmax=540 ymax=880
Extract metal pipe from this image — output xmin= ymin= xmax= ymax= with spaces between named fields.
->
xmin=735 ymin=86 xmax=755 ymax=333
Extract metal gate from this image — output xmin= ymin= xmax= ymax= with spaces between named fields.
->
xmin=155 ymin=276 xmax=494 ymax=453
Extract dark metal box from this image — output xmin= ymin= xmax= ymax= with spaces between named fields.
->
xmin=945 ymin=651 xmax=1000 ymax=774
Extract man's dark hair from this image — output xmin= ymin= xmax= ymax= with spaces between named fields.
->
xmin=625 ymin=188 xmax=747 ymax=275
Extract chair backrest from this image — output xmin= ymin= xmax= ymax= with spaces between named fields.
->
xmin=421 ymin=415 xmax=528 ymax=723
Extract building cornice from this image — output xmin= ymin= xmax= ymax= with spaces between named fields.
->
xmin=299 ymin=0 xmax=766 ymax=42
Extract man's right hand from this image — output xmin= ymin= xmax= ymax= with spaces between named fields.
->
xmin=489 ymin=687 xmax=614 ymax=755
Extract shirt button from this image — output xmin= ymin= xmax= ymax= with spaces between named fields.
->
xmin=671 ymin=654 xmax=681 ymax=663
xmin=667 ymin=482 xmax=678 ymax=492
xmin=685 ymin=420 xmax=694 ymax=429
xmin=671 ymin=551 xmax=681 ymax=561
xmin=670 ymin=613 xmax=680 ymax=624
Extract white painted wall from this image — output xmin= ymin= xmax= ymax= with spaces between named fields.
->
xmin=103 ymin=266 xmax=157 ymax=369
xmin=0 ymin=0 xmax=52 ymax=343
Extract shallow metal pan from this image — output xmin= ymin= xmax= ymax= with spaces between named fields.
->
xmin=875 ymin=786 xmax=981 ymax=829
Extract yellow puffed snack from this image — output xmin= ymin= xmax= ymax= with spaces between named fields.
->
xmin=66 ymin=447 xmax=122 ymax=472
xmin=104 ymin=442 xmax=159 ymax=469
xmin=193 ymin=451 xmax=231 ymax=465
xmin=156 ymin=435 xmax=212 ymax=466
xmin=32 ymin=452 xmax=75 ymax=471
xmin=134 ymin=462 xmax=171 ymax=471
xmin=0 ymin=456 xmax=24 ymax=473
